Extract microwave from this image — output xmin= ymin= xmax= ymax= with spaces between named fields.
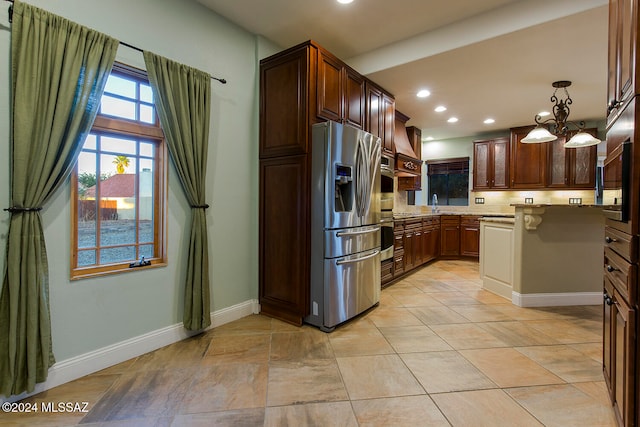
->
xmin=602 ymin=141 xmax=631 ymax=222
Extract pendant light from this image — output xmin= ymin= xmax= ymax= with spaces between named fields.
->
xmin=521 ymin=81 xmax=601 ymax=147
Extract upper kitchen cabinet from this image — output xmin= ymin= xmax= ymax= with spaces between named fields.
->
xmin=510 ymin=125 xmax=548 ymax=189
xmin=317 ymin=50 xmax=365 ymax=129
xmin=365 ymin=80 xmax=395 ymax=156
xmin=472 ymin=137 xmax=509 ymax=190
xmin=260 ymin=45 xmax=311 ymax=158
xmin=547 ymin=128 xmax=598 ymax=189
xmin=607 ymin=0 xmax=639 ymax=123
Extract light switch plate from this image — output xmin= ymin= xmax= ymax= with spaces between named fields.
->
xmin=569 ymin=198 xmax=582 ymax=205
xmin=525 ymin=198 xmax=534 ymax=204
xmin=475 ymin=197 xmax=485 ymax=204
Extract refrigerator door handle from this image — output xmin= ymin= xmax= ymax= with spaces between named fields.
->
xmin=336 ymin=250 xmax=380 ymax=265
xmin=335 ymin=227 xmax=380 ymax=237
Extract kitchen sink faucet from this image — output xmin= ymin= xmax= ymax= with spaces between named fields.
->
xmin=432 ymin=193 xmax=439 ymax=213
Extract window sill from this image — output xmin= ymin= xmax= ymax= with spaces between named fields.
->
xmin=70 ymin=259 xmax=168 ymax=281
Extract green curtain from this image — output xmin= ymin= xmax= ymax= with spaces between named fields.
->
xmin=0 ymin=1 xmax=118 ymax=396
xmin=143 ymin=52 xmax=212 ymax=331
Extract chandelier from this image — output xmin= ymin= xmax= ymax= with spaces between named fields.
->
xmin=521 ymin=80 xmax=601 ymax=147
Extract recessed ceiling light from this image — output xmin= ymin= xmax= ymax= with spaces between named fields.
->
xmin=337 ymin=0 xmax=353 ymax=3
xmin=447 ymin=117 xmax=458 ymax=123
xmin=434 ymin=106 xmax=447 ymax=112
xmin=538 ymin=111 xmax=551 ymax=117
xmin=484 ymin=118 xmax=495 ymax=124
xmin=416 ymin=89 xmax=431 ymax=98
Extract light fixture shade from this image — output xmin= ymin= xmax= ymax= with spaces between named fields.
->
xmin=521 ymin=125 xmax=557 ymax=143
xmin=564 ymin=132 xmax=601 ymax=148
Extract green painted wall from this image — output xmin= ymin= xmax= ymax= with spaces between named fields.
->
xmin=0 ymin=0 xmax=264 ymax=360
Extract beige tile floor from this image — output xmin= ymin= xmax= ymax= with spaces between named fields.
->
xmin=0 ymin=260 xmax=617 ymax=426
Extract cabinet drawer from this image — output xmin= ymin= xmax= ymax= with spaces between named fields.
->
xmin=406 ymin=218 xmax=422 ymax=230
xmin=604 ymin=246 xmax=636 ymax=304
xmin=393 ymin=232 xmax=404 ymax=250
xmin=604 ymin=226 xmax=636 ymax=263
xmin=461 ymin=215 xmax=480 ymax=226
xmin=441 ymin=215 xmax=460 ymax=225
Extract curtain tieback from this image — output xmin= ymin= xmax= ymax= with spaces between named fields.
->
xmin=4 ymin=206 xmax=43 ymax=213
xmin=190 ymin=204 xmax=209 ymax=209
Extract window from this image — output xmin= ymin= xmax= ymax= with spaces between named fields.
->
xmin=71 ymin=63 xmax=167 ymax=279
xmin=427 ymin=157 xmax=469 ymax=206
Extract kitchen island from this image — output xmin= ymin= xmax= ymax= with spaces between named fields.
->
xmin=480 ymin=204 xmax=604 ymax=307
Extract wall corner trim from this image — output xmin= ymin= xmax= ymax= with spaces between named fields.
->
xmin=2 ymin=299 xmax=260 ymax=403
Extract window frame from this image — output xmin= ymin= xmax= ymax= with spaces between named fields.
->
xmin=426 ymin=157 xmax=470 ymax=206
xmin=70 ymin=62 xmax=168 ymax=280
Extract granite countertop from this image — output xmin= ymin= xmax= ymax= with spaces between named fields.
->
xmin=393 ymin=212 xmax=515 ymax=220
xmin=480 ymin=217 xmax=516 ymax=224
xmin=510 ymin=204 xmax=604 ymax=208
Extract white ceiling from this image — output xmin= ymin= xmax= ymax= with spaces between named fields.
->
xmin=197 ymin=0 xmax=609 ymax=141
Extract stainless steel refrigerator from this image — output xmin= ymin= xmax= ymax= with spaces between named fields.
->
xmin=306 ymin=121 xmax=382 ymax=332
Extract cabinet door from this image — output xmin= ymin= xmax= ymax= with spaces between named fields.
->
xmin=510 ymin=126 xmax=547 ymax=189
xmin=473 ymin=141 xmax=491 ymax=190
xmin=365 ymin=83 xmax=382 ymax=138
xmin=404 ymin=229 xmax=415 ymax=271
xmin=603 ymin=278 xmax=614 ymax=400
xmin=317 ymin=51 xmax=343 ymax=122
xmin=460 ymin=217 xmax=480 ymax=257
xmin=612 ymin=290 xmax=636 ymax=427
xmin=474 ymin=138 xmax=509 ymax=190
xmin=440 ymin=217 xmax=460 ymax=257
xmin=260 ymin=47 xmax=309 ymax=158
xmin=344 ymin=68 xmax=365 ymax=129
xmin=414 ymin=227 xmax=423 ymax=266
xmin=382 ymin=92 xmax=396 ymax=155
xmin=492 ymin=138 xmax=510 ymax=189
xmin=259 ymin=155 xmax=309 ymax=325
xmin=608 ymin=0 xmax=638 ymax=121
xmin=570 ymin=145 xmax=597 ymax=188
xmin=547 ymin=137 xmax=570 ymax=188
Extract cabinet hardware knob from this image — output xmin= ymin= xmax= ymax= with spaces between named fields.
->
xmin=606 ymin=264 xmax=619 ymax=273
xmin=605 ymin=236 xmax=617 ymax=243
xmin=607 ymin=99 xmax=622 ymax=114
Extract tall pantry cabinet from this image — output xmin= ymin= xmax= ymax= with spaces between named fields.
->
xmin=259 ymin=40 xmax=394 ymax=325
xmin=603 ymin=0 xmax=640 ymax=426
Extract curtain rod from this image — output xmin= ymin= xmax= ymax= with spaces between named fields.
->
xmin=119 ymin=41 xmax=227 ymax=84
xmin=4 ymin=0 xmax=227 ymax=84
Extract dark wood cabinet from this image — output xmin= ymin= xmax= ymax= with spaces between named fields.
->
xmin=440 ymin=216 xmax=461 ymax=257
xmin=510 ymin=125 xmax=548 ymax=189
xmin=473 ymin=137 xmax=509 ymax=190
xmin=547 ymin=128 xmax=598 ymax=189
xmin=259 ymin=40 xmax=393 ymax=325
xmin=460 ymin=216 xmax=480 ymax=257
xmin=259 ymin=155 xmax=309 ymax=325
xmin=393 ymin=221 xmax=405 ymax=277
xmin=259 ymin=47 xmax=310 ymax=159
xmin=422 ymin=216 xmax=440 ymax=264
xmin=607 ymin=0 xmax=639 ymax=124
xmin=317 ymin=49 xmax=365 ymax=128
xmin=593 ymin=3 xmax=640 ymax=421
xmin=365 ymin=81 xmax=395 ymax=156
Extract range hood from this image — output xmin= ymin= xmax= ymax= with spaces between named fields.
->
xmin=394 ymin=111 xmax=422 ymax=177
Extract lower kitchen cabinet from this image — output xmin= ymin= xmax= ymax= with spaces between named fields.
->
xmin=460 ymin=216 xmax=480 ymax=257
xmin=440 ymin=216 xmax=461 ymax=257
xmin=604 ymin=277 xmax=636 ymax=427
xmin=422 ymin=217 xmax=440 ymax=263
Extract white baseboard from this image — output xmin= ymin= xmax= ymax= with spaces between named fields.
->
xmin=2 ymin=298 xmax=260 ymax=402
xmin=512 ymin=292 xmax=602 ymax=307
